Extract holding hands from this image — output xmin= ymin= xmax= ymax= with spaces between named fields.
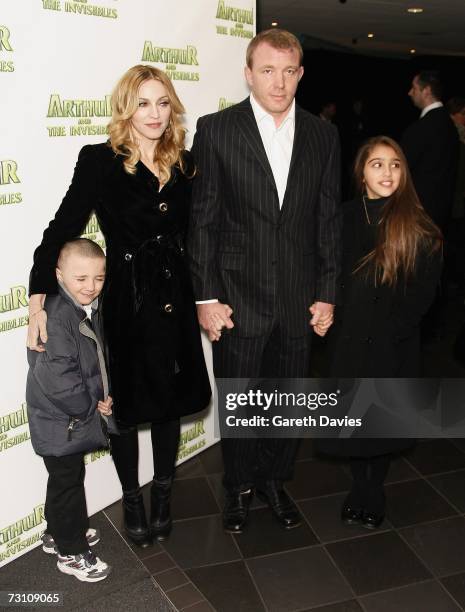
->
xmin=309 ymin=301 xmax=334 ymax=337
xmin=198 ymin=301 xmax=333 ymax=339
xmin=197 ymin=302 xmax=234 ymax=342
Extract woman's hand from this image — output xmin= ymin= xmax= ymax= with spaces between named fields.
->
xmin=27 ymin=294 xmax=48 ymax=352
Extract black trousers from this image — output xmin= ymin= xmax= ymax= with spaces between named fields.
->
xmin=213 ymin=323 xmax=312 ymax=492
xmin=43 ymin=453 xmax=89 ymax=556
xmin=109 ymin=418 xmax=180 ymax=492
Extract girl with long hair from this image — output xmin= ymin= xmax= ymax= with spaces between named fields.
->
xmin=318 ymin=135 xmax=442 ymax=529
xmin=27 ymin=65 xmax=211 ymax=548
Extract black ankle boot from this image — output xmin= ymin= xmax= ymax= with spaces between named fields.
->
xmin=150 ymin=476 xmax=173 ymax=541
xmin=122 ymin=488 xmax=152 ymax=548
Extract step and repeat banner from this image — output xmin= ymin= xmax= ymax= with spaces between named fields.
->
xmin=0 ymin=0 xmax=255 ymax=567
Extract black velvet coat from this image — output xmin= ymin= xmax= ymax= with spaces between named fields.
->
xmin=29 ymin=143 xmax=211 ymax=426
xmin=319 ymin=196 xmax=442 ymax=456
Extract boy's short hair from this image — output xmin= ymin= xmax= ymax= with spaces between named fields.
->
xmin=57 ymin=238 xmax=105 ymax=268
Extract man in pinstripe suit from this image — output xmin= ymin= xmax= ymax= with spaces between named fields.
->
xmin=188 ymin=29 xmax=341 ymax=533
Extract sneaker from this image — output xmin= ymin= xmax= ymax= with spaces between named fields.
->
xmin=42 ymin=528 xmax=100 ymax=554
xmin=57 ymin=550 xmax=111 ymax=582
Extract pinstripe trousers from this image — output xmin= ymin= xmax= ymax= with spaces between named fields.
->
xmin=213 ymin=322 xmax=312 ymax=491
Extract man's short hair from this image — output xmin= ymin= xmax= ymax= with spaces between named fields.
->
xmin=57 ymin=238 xmax=105 ymax=267
xmin=416 ymin=70 xmax=443 ymax=100
xmin=246 ymin=28 xmax=303 ymax=68
xmin=446 ymin=96 xmax=465 ymax=115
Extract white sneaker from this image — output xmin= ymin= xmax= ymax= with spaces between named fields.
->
xmin=42 ymin=528 xmax=100 ymax=554
xmin=57 ymin=550 xmax=111 ymax=582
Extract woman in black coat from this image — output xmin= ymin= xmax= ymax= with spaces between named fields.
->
xmin=318 ymin=135 xmax=442 ymax=529
xmin=27 ymin=65 xmax=211 ymax=547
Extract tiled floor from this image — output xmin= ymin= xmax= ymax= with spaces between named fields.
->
xmin=0 ymin=512 xmax=175 ymax=612
xmin=103 ymin=437 xmax=465 ymax=612
xmin=101 ymin=296 xmax=465 ymax=611
xmin=7 ymin=298 xmax=464 ymax=610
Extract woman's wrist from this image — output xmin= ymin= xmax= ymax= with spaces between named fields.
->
xmin=29 ymin=293 xmax=46 ymax=313
xmin=30 ymin=307 xmax=45 ymax=316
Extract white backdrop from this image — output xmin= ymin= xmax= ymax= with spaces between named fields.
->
xmin=0 ymin=0 xmax=255 ymax=567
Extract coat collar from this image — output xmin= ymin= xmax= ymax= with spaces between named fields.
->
xmin=57 ymin=282 xmax=99 ymax=319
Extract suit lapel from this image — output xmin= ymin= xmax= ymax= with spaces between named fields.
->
xmin=233 ymin=99 xmax=277 ymax=193
xmin=287 ymin=106 xmax=307 ymax=186
xmin=280 ymin=106 xmax=308 ymax=217
xmin=232 ymin=99 xmax=311 ymax=216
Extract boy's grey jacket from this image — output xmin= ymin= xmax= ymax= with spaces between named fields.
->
xmin=26 ymin=283 xmax=117 ymax=457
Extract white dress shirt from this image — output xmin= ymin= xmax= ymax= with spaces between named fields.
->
xmin=420 ymin=101 xmax=443 ymax=118
xmin=250 ymin=93 xmax=295 ymax=207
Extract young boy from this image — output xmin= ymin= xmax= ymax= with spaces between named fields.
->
xmin=27 ymin=238 xmax=115 ymax=582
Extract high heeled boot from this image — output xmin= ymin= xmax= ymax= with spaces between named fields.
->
xmin=150 ymin=476 xmax=173 ymax=541
xmin=122 ymin=488 xmax=152 ymax=548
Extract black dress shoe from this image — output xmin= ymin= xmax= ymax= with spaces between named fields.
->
xmin=122 ymin=489 xmax=153 ymax=548
xmin=362 ymin=511 xmax=385 ymax=530
xmin=223 ymin=489 xmax=253 ymax=533
xmin=256 ymin=483 xmax=301 ymax=529
xmin=341 ymin=505 xmax=363 ymax=525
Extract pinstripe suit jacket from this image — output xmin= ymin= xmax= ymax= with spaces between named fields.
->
xmin=187 ymin=97 xmax=342 ymax=338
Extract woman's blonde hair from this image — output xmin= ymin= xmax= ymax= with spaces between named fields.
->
xmin=108 ymin=64 xmax=188 ymax=183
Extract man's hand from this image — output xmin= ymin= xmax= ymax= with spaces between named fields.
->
xmin=197 ymin=302 xmax=234 ymax=342
xmin=309 ymin=301 xmax=334 ymax=337
xmin=27 ymin=294 xmax=47 ymax=352
xmin=98 ymin=395 xmax=113 ymax=416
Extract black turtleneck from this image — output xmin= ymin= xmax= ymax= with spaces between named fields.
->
xmin=363 ymin=195 xmax=389 ymax=225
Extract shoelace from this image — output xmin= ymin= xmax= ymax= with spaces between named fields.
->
xmin=82 ymin=551 xmax=97 ymax=567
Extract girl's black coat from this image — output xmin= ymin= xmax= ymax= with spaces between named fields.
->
xmin=29 ymin=143 xmax=211 ymax=426
xmin=319 ymin=196 xmax=442 ymax=456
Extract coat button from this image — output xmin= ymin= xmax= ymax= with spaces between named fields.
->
xmin=164 ymin=268 xmax=172 ymax=279
xmin=156 ymin=234 xmax=163 ymax=242
xmin=124 ymin=253 xmax=132 ymax=261
xmin=365 ymin=336 xmax=373 ymax=344
xmin=373 ymin=295 xmax=379 ymax=302
xmin=164 ymin=303 xmax=173 ymax=313
xmin=159 ymin=202 xmax=168 ymax=212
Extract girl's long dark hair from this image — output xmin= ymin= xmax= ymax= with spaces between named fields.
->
xmin=353 ymin=135 xmax=442 ymax=286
